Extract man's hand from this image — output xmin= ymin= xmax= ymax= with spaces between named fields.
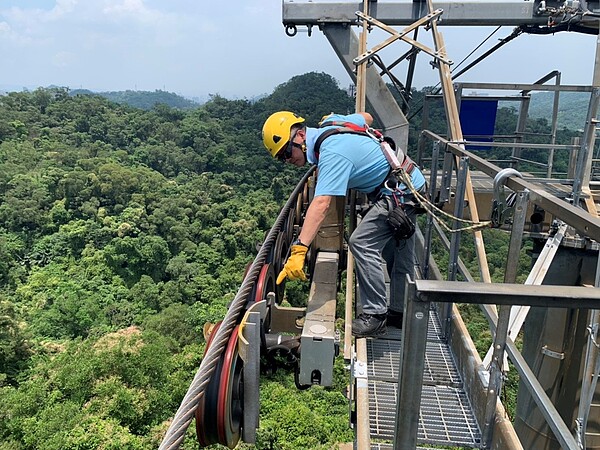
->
xmin=276 ymin=244 xmax=308 ymax=284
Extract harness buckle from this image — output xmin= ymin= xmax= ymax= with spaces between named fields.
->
xmin=383 ymin=176 xmax=398 ymax=191
xmin=363 ymin=125 xmax=383 ymax=142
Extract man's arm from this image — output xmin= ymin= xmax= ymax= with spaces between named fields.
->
xmin=275 ymin=194 xmax=334 ymax=284
xmin=297 ymin=195 xmax=333 ymax=246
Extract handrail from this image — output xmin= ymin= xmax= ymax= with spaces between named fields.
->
xmin=421 ymin=130 xmax=600 ymax=242
xmin=412 ymin=280 xmax=600 ymax=450
xmin=412 ymin=130 xmax=600 ymax=449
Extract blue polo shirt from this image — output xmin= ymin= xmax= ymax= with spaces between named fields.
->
xmin=305 ymin=113 xmax=426 ymax=197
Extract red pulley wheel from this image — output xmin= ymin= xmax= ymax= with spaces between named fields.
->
xmin=196 ymin=322 xmax=222 ymax=446
xmin=216 ymin=325 xmax=243 ymax=447
xmin=196 ymin=323 xmax=244 ymax=449
xmin=254 ymin=264 xmax=275 ymax=332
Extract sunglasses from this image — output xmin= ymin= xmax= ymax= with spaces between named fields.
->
xmin=277 ymin=130 xmax=302 ymax=161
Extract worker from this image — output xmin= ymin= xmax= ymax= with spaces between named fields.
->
xmin=262 ymin=111 xmax=426 ymax=337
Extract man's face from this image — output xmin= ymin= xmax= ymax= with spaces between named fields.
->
xmin=287 ymin=147 xmax=306 ymax=167
xmin=281 ymin=128 xmax=306 ymax=167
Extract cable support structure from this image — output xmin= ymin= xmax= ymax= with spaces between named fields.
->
xmin=450 ymin=26 xmax=523 ymax=81
xmin=399 ymin=168 xmax=492 ymax=233
xmin=158 ymin=166 xmax=316 ymax=450
xmin=407 ymin=26 xmax=522 ymax=122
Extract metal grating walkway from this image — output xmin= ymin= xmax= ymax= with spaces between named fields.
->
xmin=367 ymin=338 xmax=462 ymax=387
xmin=365 ymin=310 xmax=482 ymax=448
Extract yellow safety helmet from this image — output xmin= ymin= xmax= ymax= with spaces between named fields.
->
xmin=262 ymin=111 xmax=305 ymax=158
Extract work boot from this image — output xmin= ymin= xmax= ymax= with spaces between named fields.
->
xmin=352 ymin=313 xmax=387 ymax=337
xmin=387 ymin=310 xmax=404 ymax=329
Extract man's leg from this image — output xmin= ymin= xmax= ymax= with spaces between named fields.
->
xmin=382 ymin=207 xmax=417 ymax=327
xmin=349 ymin=199 xmax=395 ymax=316
xmin=384 ymin=237 xmax=416 ymax=313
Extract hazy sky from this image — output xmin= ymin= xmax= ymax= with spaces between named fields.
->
xmin=1 ymin=0 xmax=598 ymax=99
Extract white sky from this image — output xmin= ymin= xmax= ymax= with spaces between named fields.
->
xmin=0 ymin=0 xmax=598 ymax=99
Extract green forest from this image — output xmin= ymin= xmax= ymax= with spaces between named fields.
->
xmin=69 ymin=89 xmax=201 ymax=111
xmin=0 ymin=72 xmax=585 ymax=450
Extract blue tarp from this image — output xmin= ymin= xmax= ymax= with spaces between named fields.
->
xmin=459 ymin=99 xmax=498 ymax=150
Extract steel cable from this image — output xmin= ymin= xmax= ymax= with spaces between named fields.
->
xmin=399 ymin=168 xmax=492 ymax=232
xmin=159 ymin=166 xmax=316 ymax=450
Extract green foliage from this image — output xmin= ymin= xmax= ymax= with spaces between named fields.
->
xmin=0 ymin=301 xmax=31 ymax=386
xmin=517 ymin=91 xmax=590 ymax=131
xmin=143 ymin=303 xmax=197 ymax=348
xmin=257 ymin=72 xmax=355 ymax=127
xmin=0 ymin=74 xmax=357 ymax=448
xmin=0 ymin=328 xmax=201 ymax=450
xmin=70 ymin=89 xmax=200 ymax=111
xmin=257 ymin=368 xmax=353 ymax=450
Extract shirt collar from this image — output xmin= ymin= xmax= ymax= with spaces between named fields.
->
xmin=305 ymin=127 xmax=318 ymax=164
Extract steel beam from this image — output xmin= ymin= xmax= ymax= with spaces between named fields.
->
xmin=394 ymin=279 xmax=429 ymax=450
xmin=283 ymin=1 xmax=554 ymax=27
xmin=457 ymin=82 xmax=592 ymax=92
xmin=416 ymin=279 xmax=600 ymax=308
xmin=299 ymin=251 xmax=339 ymax=387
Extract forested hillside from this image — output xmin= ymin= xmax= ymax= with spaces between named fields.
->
xmin=69 ymin=89 xmax=201 ymax=111
xmin=0 ymin=72 xmax=356 ymax=450
xmin=0 ymin=71 xmax=582 ymax=450
xmin=527 ymin=91 xmax=589 ymax=131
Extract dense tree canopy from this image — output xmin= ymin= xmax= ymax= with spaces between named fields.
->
xmin=0 ymin=72 xmax=361 ymax=450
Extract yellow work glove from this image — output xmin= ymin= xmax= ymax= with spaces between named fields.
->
xmin=276 ymin=244 xmax=308 ymax=284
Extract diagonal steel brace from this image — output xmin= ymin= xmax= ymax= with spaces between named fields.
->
xmin=353 ymin=10 xmax=452 ymax=66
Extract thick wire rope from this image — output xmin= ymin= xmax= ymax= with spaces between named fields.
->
xmin=158 ymin=166 xmax=316 ymax=450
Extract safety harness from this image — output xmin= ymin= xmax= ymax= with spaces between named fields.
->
xmin=313 ymin=120 xmax=417 ymax=176
xmin=314 ymin=120 xmax=492 ymax=233
xmin=314 ymin=120 xmax=421 ymax=208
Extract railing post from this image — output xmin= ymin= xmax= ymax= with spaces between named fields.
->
xmin=448 ymin=156 xmax=469 ymax=281
xmin=439 ymin=143 xmax=454 ymax=205
xmin=422 ymin=140 xmax=440 ymax=280
xmin=443 ymin=156 xmax=468 ymax=336
xmin=482 ymin=190 xmax=529 ymax=447
xmin=572 ymin=87 xmax=600 ymax=206
xmin=394 ymin=277 xmax=429 ymax=450
xmin=575 ymin=252 xmax=600 ymax=448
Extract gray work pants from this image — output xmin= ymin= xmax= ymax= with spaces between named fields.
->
xmin=348 ymin=196 xmax=416 ymax=315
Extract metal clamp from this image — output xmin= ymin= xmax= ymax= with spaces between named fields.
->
xmin=491 ymin=168 xmax=523 ymax=227
xmin=541 ymin=345 xmax=565 ymax=360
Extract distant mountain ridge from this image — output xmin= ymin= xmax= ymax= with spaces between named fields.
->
xmin=4 ymin=84 xmax=589 ymax=127
xmin=70 ymin=88 xmax=201 ymax=110
xmin=522 ymin=91 xmax=590 ymax=131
